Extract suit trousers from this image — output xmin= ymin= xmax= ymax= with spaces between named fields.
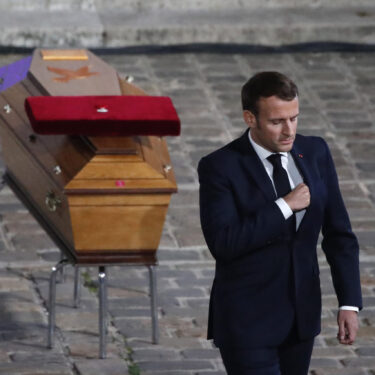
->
xmin=219 ymin=322 xmax=314 ymax=375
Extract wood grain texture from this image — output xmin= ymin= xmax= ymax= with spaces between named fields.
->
xmin=0 ymin=92 xmax=71 ymax=187
xmin=73 ymin=161 xmax=165 ymax=180
xmin=86 ymin=136 xmax=141 ymax=156
xmin=70 ymin=205 xmax=168 ymax=251
xmin=68 ymin=194 xmax=171 ymax=206
xmin=74 ymin=252 xmax=157 ymax=265
xmin=91 ymin=154 xmax=143 ymax=163
xmin=65 ymin=178 xmax=177 ymax=193
xmin=0 ymin=124 xmax=74 ymax=246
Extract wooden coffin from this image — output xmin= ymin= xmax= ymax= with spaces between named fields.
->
xmin=0 ymin=49 xmax=177 ymax=264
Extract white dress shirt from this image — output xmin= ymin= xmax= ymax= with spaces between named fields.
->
xmin=248 ymin=130 xmax=358 ymax=313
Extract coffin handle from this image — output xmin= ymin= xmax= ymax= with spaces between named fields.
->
xmin=45 ymin=190 xmax=62 ymax=212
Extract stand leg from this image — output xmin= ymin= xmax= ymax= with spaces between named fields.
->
xmin=148 ymin=265 xmax=159 ymax=344
xmin=73 ymin=266 xmax=81 ymax=308
xmin=98 ymin=266 xmax=107 ymax=359
xmin=0 ymin=175 xmax=6 ymax=191
xmin=57 ymin=252 xmax=66 ymax=283
xmin=48 ymin=259 xmax=68 ymax=348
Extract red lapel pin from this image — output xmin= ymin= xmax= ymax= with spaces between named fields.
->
xmin=298 ymin=153 xmax=303 ymax=158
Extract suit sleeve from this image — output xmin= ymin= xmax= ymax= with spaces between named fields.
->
xmin=320 ymin=138 xmax=363 ymax=310
xmin=198 ymin=156 xmax=288 ymax=263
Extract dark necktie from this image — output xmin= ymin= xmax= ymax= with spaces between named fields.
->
xmin=267 ymin=153 xmax=295 ymax=234
xmin=267 ymin=153 xmax=292 ymax=198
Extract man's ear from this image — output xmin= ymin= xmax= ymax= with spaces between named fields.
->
xmin=243 ymin=110 xmax=256 ymax=129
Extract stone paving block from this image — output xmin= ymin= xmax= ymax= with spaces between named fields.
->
xmin=174 ymin=327 xmax=207 ymax=339
xmin=179 ymin=116 xmax=218 ymax=127
xmin=333 ymin=120 xmax=373 ymax=130
xmin=0 ymin=348 xmax=9 ymax=362
xmin=355 ymin=346 xmax=375 ymax=356
xmin=158 ymin=248 xmax=201 ymax=261
xmin=352 ymin=220 xmax=375 ymax=231
xmin=11 ymin=232 xmax=56 ymax=252
xmin=312 ymin=346 xmax=356 ymax=358
xmin=159 ymin=231 xmax=179 ymax=248
xmin=362 ymin=296 xmax=375 ymax=307
xmin=342 ymin=357 xmax=375 ymax=367
xmin=0 ymin=362 xmax=73 ymax=374
xmin=56 ymin=311 xmax=99 ymax=335
xmin=10 ymin=351 xmax=67 ymax=364
xmin=0 ymin=335 xmax=59 ymax=354
xmin=155 ymin=336 xmax=206 ymax=349
xmin=186 ymin=298 xmax=210 ymax=309
xmin=138 ymin=359 xmax=215 ymax=371
xmin=312 ymin=369 xmax=366 ymax=375
xmin=3 ymin=220 xmax=43 ymax=235
xmin=0 ymin=326 xmax=47 ymax=342
xmin=108 ymin=297 xmax=150 ymax=311
xmin=161 ymin=305 xmax=207 ymax=318
xmin=174 ymin=277 xmax=212 ymax=288
xmin=310 ymin=357 xmax=342 ymax=369
xmin=157 ymin=269 xmax=198 ymax=279
xmin=173 ymin=227 xmax=207 ymax=248
xmin=193 ymin=315 xmax=209 ymax=329
xmin=0 ymin=239 xmax=6 ymax=252
xmin=159 ymin=287 xmax=206 ymax=298
xmin=74 ymin=358 xmax=129 ymax=375
xmin=107 ymin=275 xmax=150 ymax=290
xmin=0 ymin=310 xmax=45 ymax=327
xmin=63 ymin=331 xmax=118 ymax=359
xmin=36 ymin=281 xmax=94 ymax=306
xmin=182 ymin=348 xmax=221 ymax=359
xmin=0 ymin=250 xmax=42 ymax=262
xmin=114 ymin=317 xmax=152 ymax=339
xmin=182 ymin=126 xmax=225 ymax=138
xmin=132 ymin=347 xmax=180 ymax=361
xmin=107 ymin=286 xmax=149 ymax=299
xmin=159 ymin=316 xmax=196 ymax=333
xmin=0 ymin=277 xmax=30 ymax=292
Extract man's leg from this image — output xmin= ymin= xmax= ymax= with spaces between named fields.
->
xmin=278 ymin=335 xmax=314 ymax=375
xmin=219 ymin=346 xmax=281 ymax=375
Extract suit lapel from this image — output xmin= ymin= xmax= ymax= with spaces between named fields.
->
xmin=236 ymin=130 xmax=276 ymax=202
xmin=290 ymin=143 xmax=313 ymax=189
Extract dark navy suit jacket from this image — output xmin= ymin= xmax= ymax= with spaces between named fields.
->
xmin=198 ymin=129 xmax=362 ymax=349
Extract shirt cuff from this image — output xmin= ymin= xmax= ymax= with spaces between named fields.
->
xmin=275 ymin=198 xmax=293 ymax=220
xmin=339 ymin=306 xmax=359 ymax=312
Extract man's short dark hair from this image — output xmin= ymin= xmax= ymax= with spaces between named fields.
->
xmin=241 ymin=72 xmax=298 ymax=116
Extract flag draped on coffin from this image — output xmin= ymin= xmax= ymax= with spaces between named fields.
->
xmin=0 ymin=56 xmax=32 ymax=93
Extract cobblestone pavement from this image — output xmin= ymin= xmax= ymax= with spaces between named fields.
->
xmin=0 ymin=51 xmax=374 ymax=374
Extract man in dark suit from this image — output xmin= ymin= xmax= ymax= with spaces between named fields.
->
xmin=198 ymin=72 xmax=362 ymax=375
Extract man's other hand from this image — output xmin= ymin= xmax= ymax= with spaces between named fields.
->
xmin=284 ymin=183 xmax=310 ymax=212
xmin=337 ymin=310 xmax=359 ymax=345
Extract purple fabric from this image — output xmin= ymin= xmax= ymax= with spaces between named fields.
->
xmin=0 ymin=56 xmax=32 ymax=93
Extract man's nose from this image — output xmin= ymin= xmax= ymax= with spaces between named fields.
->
xmin=283 ymin=120 xmax=294 ymax=135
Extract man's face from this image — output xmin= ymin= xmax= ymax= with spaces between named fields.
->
xmin=244 ymin=95 xmax=299 ymax=153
